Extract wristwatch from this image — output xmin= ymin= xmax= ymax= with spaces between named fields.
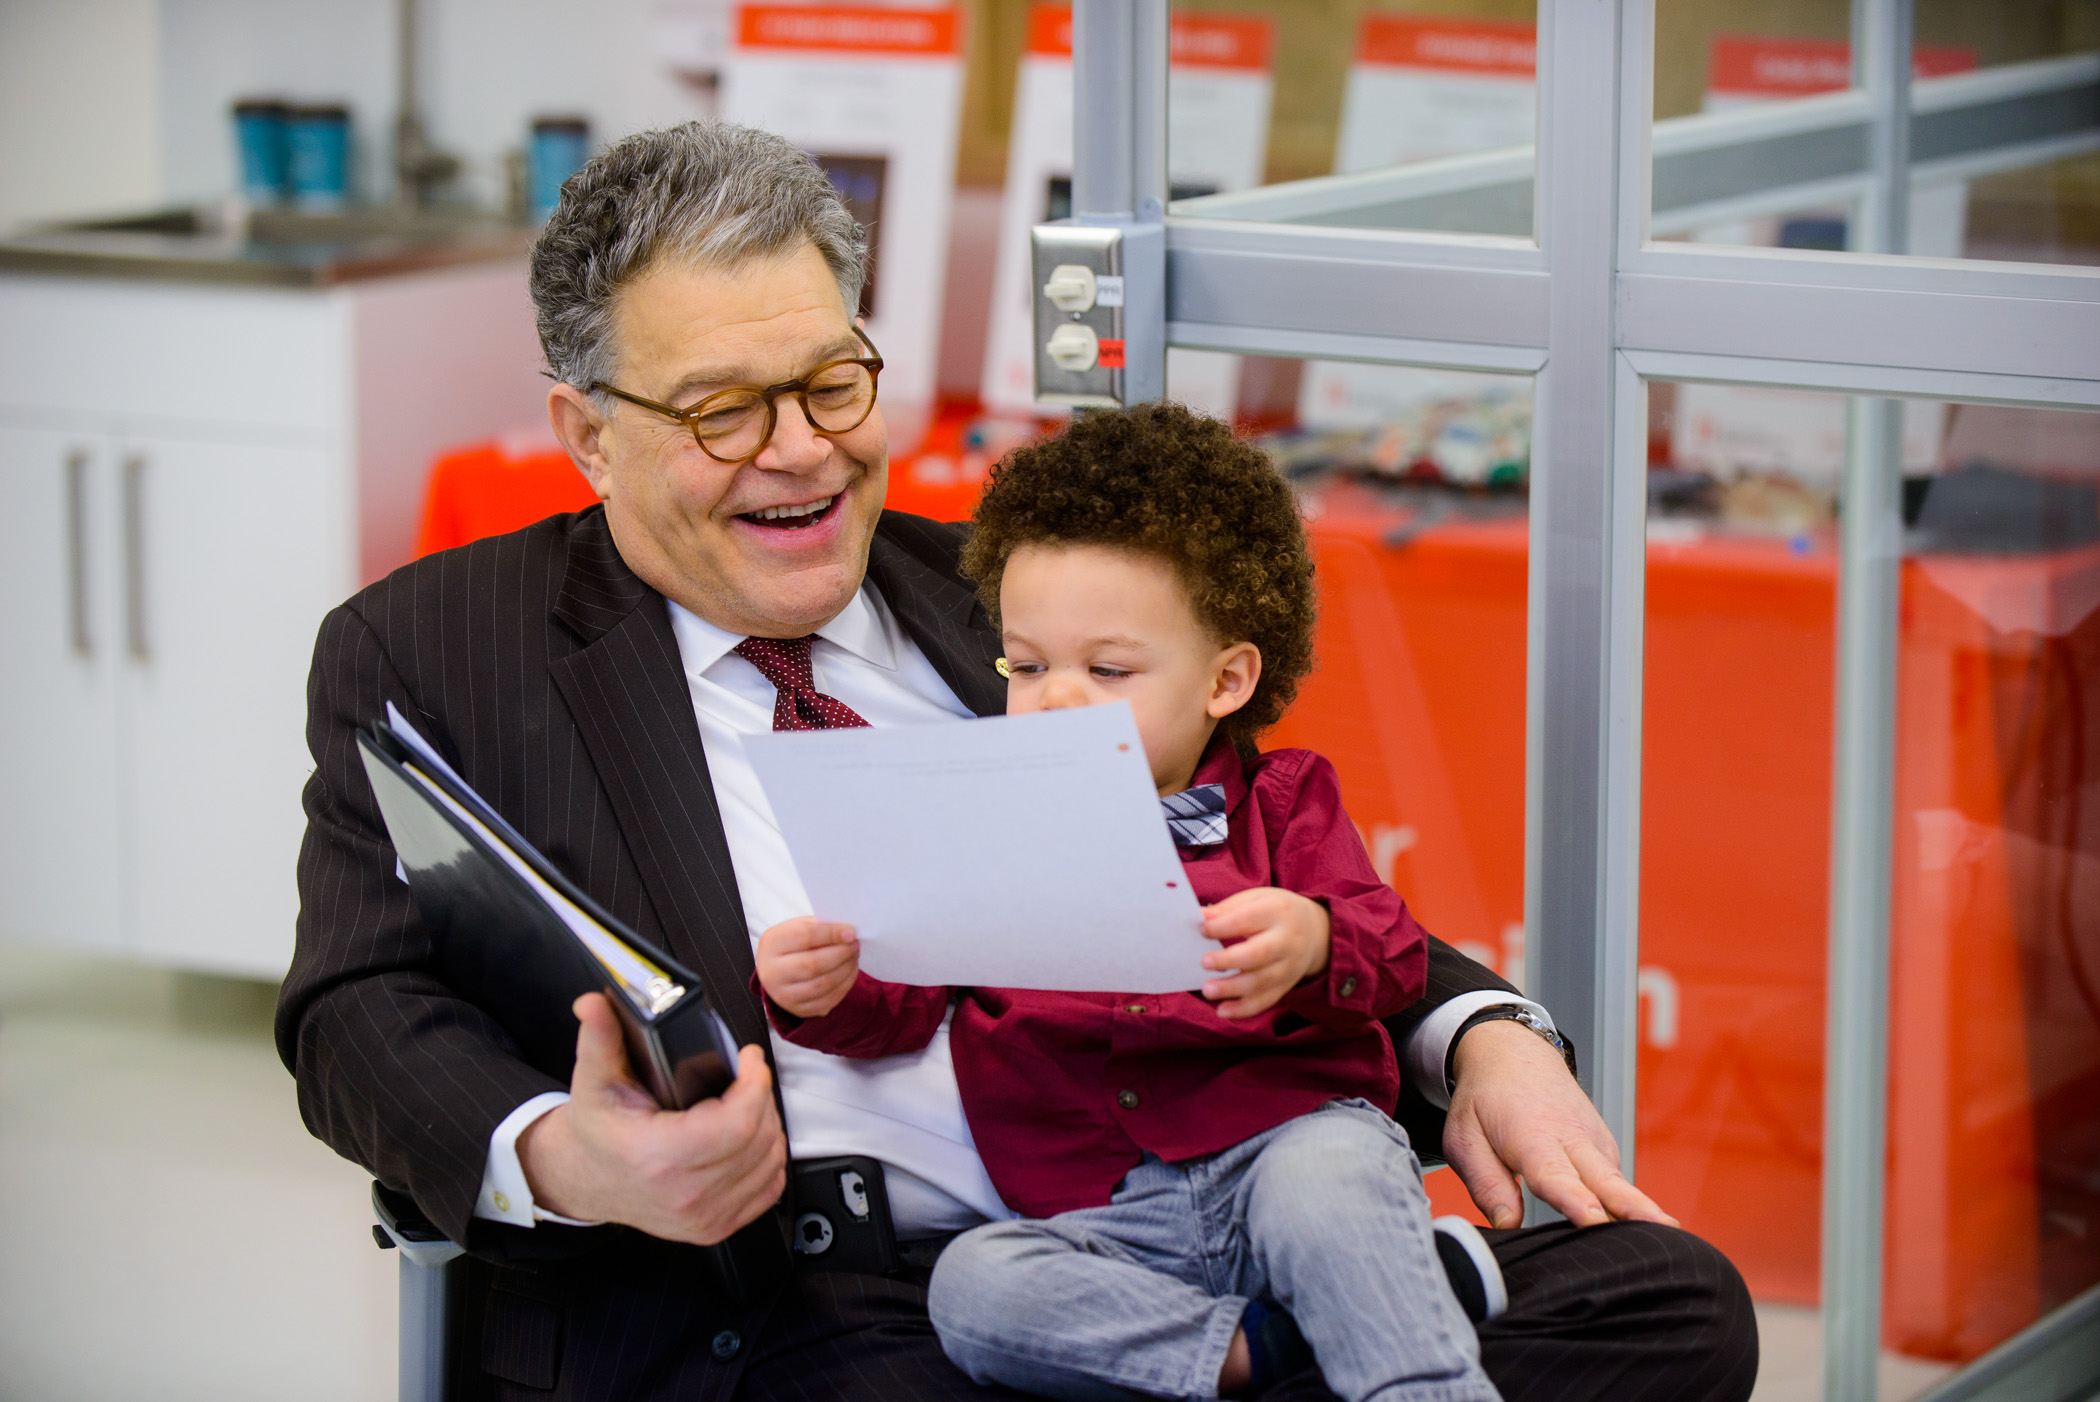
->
xmin=1443 ymin=1004 xmax=1579 ymax=1098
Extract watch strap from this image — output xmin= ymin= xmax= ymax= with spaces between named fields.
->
xmin=1442 ymin=1004 xmax=1579 ymax=1097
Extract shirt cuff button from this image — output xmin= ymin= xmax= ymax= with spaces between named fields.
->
xmin=1339 ymin=977 xmax=1358 ymax=998
xmin=492 ymin=1191 xmax=511 ymax=1213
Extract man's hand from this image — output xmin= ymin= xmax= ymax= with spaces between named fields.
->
xmin=1442 ymin=1018 xmax=1679 ymax=1230
xmin=516 ymin=992 xmax=787 ymax=1244
xmin=1198 ymin=887 xmax=1332 ymax=1020
xmin=756 ymin=917 xmax=860 ymax=1019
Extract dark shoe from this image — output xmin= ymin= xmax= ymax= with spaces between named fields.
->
xmin=1240 ymin=1297 xmax=1314 ymax=1391
xmin=1432 ymin=1216 xmax=1509 ymax=1323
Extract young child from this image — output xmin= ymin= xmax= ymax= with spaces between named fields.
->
xmin=755 ymin=401 xmax=1503 ymax=1402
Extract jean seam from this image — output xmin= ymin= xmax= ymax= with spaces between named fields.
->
xmin=937 ymin=1297 xmax=1248 ymax=1400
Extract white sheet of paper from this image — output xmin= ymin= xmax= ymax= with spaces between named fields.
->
xmin=744 ymin=704 xmax=1213 ymax=992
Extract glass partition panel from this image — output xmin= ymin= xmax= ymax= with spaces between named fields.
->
xmin=1643 ymin=380 xmax=2100 ymax=1399
xmin=1260 ymin=361 xmax=1534 ymax=1223
xmin=1163 ymin=0 xmax=1539 ymax=238
xmin=1651 ymin=0 xmax=2100 ymax=265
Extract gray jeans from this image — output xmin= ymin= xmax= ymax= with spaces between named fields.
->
xmin=926 ymin=1099 xmax=1501 ymax=1402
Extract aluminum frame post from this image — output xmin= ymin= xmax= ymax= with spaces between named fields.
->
xmin=1825 ymin=392 xmax=1905 ymax=1402
xmin=1823 ymin=3 xmax=1912 ymax=1398
xmin=1067 ymin=0 xmax=1167 ymax=402
xmin=1527 ymin=0 xmax=1645 ymax=1219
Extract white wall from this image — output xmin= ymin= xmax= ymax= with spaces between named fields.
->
xmin=157 ymin=0 xmax=716 ymax=214
xmin=0 ymin=0 xmax=161 ymax=231
xmin=158 ymin=0 xmax=397 ymax=208
xmin=3 ymin=0 xmax=718 ymax=226
xmin=421 ymin=0 xmax=717 ymax=211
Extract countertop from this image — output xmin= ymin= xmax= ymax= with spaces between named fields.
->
xmin=0 ymin=206 xmax=537 ymax=287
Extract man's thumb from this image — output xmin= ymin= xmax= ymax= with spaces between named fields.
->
xmin=570 ymin=992 xmax=635 ymax=1093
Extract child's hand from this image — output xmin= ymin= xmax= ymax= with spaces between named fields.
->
xmin=756 ymin=917 xmax=860 ymax=1019
xmin=1198 ymin=888 xmax=1332 ymax=1020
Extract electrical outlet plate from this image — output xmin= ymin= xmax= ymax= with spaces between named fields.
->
xmin=1030 ymin=220 xmax=1163 ymax=409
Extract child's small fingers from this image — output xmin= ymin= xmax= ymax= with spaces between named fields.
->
xmin=781 ymin=948 xmax=857 ymax=983
xmin=1200 ymin=971 xmax=1261 ymax=1003
xmin=1212 ymin=988 xmax=1282 ymax=1020
xmin=1202 ymin=906 xmax=1267 ymax=940
xmin=1202 ymin=932 xmax=1279 ymax=972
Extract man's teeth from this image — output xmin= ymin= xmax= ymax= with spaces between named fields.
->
xmin=749 ymin=497 xmax=834 ymax=521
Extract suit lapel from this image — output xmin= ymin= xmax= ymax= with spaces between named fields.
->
xmin=542 ymin=512 xmax=1003 ymax=1055
xmin=547 ymin=513 xmax=768 ymax=1051
xmin=864 ymin=526 xmax=1007 ymax=718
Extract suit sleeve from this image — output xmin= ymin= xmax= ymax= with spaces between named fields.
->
xmin=276 ymin=601 xmax=586 ymax=1251
xmin=758 ymin=971 xmax=951 ymax=1060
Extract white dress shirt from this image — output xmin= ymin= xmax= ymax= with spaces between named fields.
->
xmin=475 ymin=579 xmax=1553 ymax=1230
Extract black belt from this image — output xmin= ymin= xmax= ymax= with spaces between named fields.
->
xmin=789 ymin=1156 xmax=958 ymax=1276
xmin=894 ymin=1232 xmax=960 ymax=1272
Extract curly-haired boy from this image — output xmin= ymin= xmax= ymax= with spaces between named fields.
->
xmin=756 ymin=401 xmax=1502 ymax=1401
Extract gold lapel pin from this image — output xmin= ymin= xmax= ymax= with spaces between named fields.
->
xmin=995 ymin=657 xmax=1011 ymax=678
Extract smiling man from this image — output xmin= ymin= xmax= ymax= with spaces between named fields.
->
xmin=279 ymin=123 xmax=1754 ymax=1401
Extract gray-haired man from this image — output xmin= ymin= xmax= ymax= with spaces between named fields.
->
xmin=280 ymin=121 xmax=1755 ymax=1400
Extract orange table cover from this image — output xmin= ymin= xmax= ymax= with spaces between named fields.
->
xmin=1278 ymin=478 xmax=2098 ymax=1363
xmin=416 ymin=441 xmax=597 ymax=559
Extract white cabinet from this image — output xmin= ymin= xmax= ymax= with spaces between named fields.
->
xmin=0 ymin=262 xmax=549 ymax=977
xmin=0 ymin=425 xmax=127 ymax=955
xmin=125 ymin=435 xmax=339 ymax=973
xmin=0 ymin=425 xmax=342 ymax=975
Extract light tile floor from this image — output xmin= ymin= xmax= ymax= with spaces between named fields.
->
xmin=0 ymin=945 xmax=1965 ymax=1402
xmin=1749 ymin=1305 xmax=1954 ymax=1402
xmin=0 ymin=947 xmax=394 ymax=1402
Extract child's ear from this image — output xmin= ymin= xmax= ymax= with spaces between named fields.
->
xmin=1206 ymin=642 xmax=1263 ymax=720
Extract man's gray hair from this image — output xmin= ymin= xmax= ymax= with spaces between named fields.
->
xmin=529 ymin=121 xmax=869 ymax=394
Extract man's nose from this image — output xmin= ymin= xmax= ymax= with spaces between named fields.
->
xmin=756 ymin=394 xmax=828 ymax=472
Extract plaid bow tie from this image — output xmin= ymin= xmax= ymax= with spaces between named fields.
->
xmin=1161 ymin=783 xmax=1228 ymax=847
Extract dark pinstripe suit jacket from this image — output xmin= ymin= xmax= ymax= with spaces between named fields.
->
xmin=278 ymin=504 xmax=1516 ymax=1262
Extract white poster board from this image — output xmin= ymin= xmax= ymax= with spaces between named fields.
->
xmin=981 ymin=4 xmax=1275 ymax=420
xmin=723 ymin=4 xmax=966 ymax=450
xmin=1299 ymin=16 xmax=1536 ymax=430
xmin=1672 ymin=35 xmax=1975 ymax=483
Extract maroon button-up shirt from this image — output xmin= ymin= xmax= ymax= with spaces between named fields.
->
xmin=761 ymin=738 xmax=1428 ymax=1219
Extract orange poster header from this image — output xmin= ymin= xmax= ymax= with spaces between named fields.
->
xmin=1708 ymin=35 xmax=1975 ymax=96
xmin=1357 ymin=15 xmax=1535 ymax=77
xmin=1026 ymin=4 xmax=1272 ymax=71
xmin=1026 ymin=4 xmax=1071 ymax=56
xmin=1170 ymin=14 xmax=1273 ymax=71
xmin=737 ymin=5 xmax=961 ymax=56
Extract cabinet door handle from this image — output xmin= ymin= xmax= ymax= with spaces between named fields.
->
xmin=66 ymin=448 xmax=92 ymax=656
xmin=122 ymin=452 xmax=149 ymax=661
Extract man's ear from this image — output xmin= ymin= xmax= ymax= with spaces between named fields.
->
xmin=548 ymin=383 xmax=615 ymax=501
xmin=1206 ymin=642 xmax=1263 ymax=720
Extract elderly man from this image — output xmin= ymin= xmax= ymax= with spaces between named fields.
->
xmin=280 ymin=122 xmax=1754 ymax=1401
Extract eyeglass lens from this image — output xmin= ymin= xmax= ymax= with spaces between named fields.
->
xmin=695 ymin=362 xmax=877 ymax=459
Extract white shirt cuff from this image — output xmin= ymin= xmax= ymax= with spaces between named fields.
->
xmin=1402 ymin=990 xmax=1555 ymax=1113
xmin=476 ymin=1091 xmax=600 ymax=1227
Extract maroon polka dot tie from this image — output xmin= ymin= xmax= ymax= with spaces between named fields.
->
xmin=733 ymin=635 xmax=872 ymax=732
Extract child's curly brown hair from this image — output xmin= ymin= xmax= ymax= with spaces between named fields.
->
xmin=961 ymin=400 xmax=1316 ymax=758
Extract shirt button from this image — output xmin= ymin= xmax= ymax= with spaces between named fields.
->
xmin=492 ymin=1191 xmax=511 ymax=1213
xmin=1117 ymin=1090 xmax=1140 ymax=1110
xmin=1125 ymin=1004 xmax=1146 ymax=1015
xmin=712 ymin=1329 xmax=742 ymax=1361
xmin=1340 ymin=977 xmax=1358 ymax=998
